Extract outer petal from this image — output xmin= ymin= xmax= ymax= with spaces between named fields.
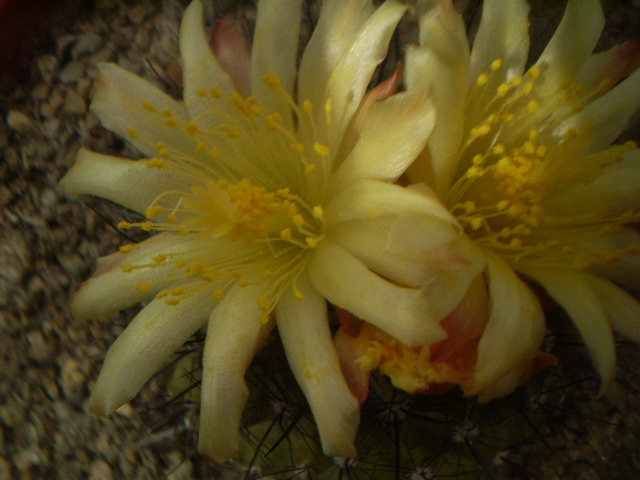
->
xmin=325 ymin=179 xmax=457 ymax=228
xmin=574 ymin=41 xmax=640 ymax=94
xmin=468 ymin=251 xmax=545 ymax=394
xmin=521 ymin=266 xmax=616 ymax=394
xmin=308 ymin=241 xmax=447 ymax=346
xmin=298 ymin=0 xmax=374 ymax=121
xmin=59 ymin=148 xmax=192 ymax=216
xmin=275 ymin=274 xmax=359 ymax=458
xmin=199 ymin=283 xmax=275 ymax=462
xmin=534 ymin=0 xmax=604 ymax=94
xmin=415 ymin=0 xmax=469 ymax=66
xmin=323 ymin=1 xmax=408 ymax=150
xmin=87 ymin=288 xmax=216 ymax=416
xmin=469 ymin=0 xmax=530 ymax=84
xmin=250 ymin=0 xmax=303 ymax=125
xmin=583 ymin=274 xmax=640 ymax=344
xmin=328 ymin=88 xmax=435 ymax=197
xmin=90 ymin=63 xmax=193 ymax=158
xmin=180 ymin=0 xmax=235 ymax=126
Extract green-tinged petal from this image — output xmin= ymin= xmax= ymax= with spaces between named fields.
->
xmin=87 ymin=288 xmax=216 ymax=416
xmin=298 ymin=0 xmax=374 ymax=123
xmin=71 ymin=234 xmax=212 ymax=320
xmin=555 ymin=67 xmax=640 ymax=154
xmin=308 ymin=241 xmax=447 ymax=346
xmin=199 ymin=283 xmax=275 ymax=462
xmin=583 ymin=274 xmax=640 ymax=343
xmin=325 ymin=179 xmax=457 ymax=227
xmin=60 ymin=148 xmax=192 ymax=216
xmin=328 ymin=88 xmax=435 ymax=197
xmin=534 ymin=0 xmax=604 ymax=93
xmin=469 ymin=0 xmax=530 ymax=84
xmin=180 ymin=0 xmax=235 ymax=126
xmin=250 ymin=0 xmax=302 ymax=126
xmin=469 ymin=251 xmax=544 ymax=394
xmin=521 ymin=266 xmax=616 ymax=395
xmin=90 ymin=63 xmax=193 ymax=158
xmin=275 ymin=274 xmax=359 ymax=458
xmin=328 ymin=215 xmax=464 ymax=288
xmin=324 ymin=1 xmax=408 ymax=150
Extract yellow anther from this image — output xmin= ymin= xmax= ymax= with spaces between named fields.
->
xmin=624 ymin=141 xmax=637 ymax=150
xmin=491 ymin=59 xmax=503 ymax=71
xmin=119 ymin=244 xmax=134 ymax=254
xmin=166 ymin=213 xmax=177 ymax=224
xmin=210 ymin=146 xmax=221 ymax=158
xmin=476 ymin=73 xmax=489 ymax=86
xmin=158 ymin=148 xmax=171 ymax=158
xmin=304 ymin=164 xmax=316 ymax=176
xmin=138 ymin=282 xmax=153 ymax=293
xmin=127 ymin=127 xmax=139 ymax=139
xmin=290 ymin=143 xmax=304 ymax=154
xmin=510 ymin=76 xmax=523 ymax=87
xmin=325 ymin=97 xmax=333 ymax=126
xmin=528 ymin=66 xmax=541 ymax=79
xmin=492 ymin=144 xmax=506 ymax=155
xmin=156 ymin=290 xmax=169 ymax=299
xmin=314 ymin=142 xmax=330 ymax=156
xmin=265 ymin=113 xmax=283 ymax=131
xmin=263 ymin=73 xmax=281 ymax=90
xmin=294 ymin=289 xmax=305 ymax=300
xmin=466 ymin=166 xmax=484 ymax=178
xmin=502 ymin=113 xmax=515 ymax=122
xmin=176 ymin=259 xmax=186 ymax=269
xmin=152 ymin=254 xmax=167 ymax=264
xmin=142 ymin=101 xmax=155 ymax=111
xmin=209 ymin=87 xmax=222 ymax=98
xmin=523 ymin=141 xmax=535 ymax=155
xmin=145 ymin=205 xmax=165 ymax=219
xmin=118 ymin=221 xmax=132 ymax=230
xmin=312 ymin=205 xmax=324 ymax=219
xmin=146 ymin=158 xmax=165 ymax=169
xmin=258 ymin=296 xmax=273 ymax=312
xmin=196 ymin=88 xmax=207 ymax=98
xmin=165 ymin=298 xmax=180 ymax=306
xmin=598 ymin=78 xmax=612 ymax=91
xmin=165 ymin=117 xmax=177 ymax=127
xmin=185 ymin=121 xmax=199 ymax=137
xmin=259 ymin=313 xmax=270 ymax=325
xmin=523 ymin=81 xmax=534 ymax=95
xmin=509 ymin=238 xmax=523 ymax=248
xmin=179 ymin=226 xmax=189 ymax=236
xmin=238 ymin=279 xmax=249 ymax=288
xmin=472 ymin=154 xmax=484 ymax=165
xmin=139 ymin=221 xmax=152 ymax=231
xmin=170 ymin=287 xmax=184 ymax=296
xmin=161 ymin=109 xmax=173 ymax=117
xmin=187 ymin=262 xmax=205 ymax=277
xmin=536 ymin=145 xmax=548 ymax=157
xmin=527 ymin=101 xmax=539 ymax=113
xmin=305 ymin=237 xmax=318 ymax=248
xmin=121 ymin=264 xmax=133 ymax=273
xmin=470 ymin=217 xmax=484 ymax=230
xmin=280 ymin=227 xmax=292 ymax=240
xmin=292 ymin=214 xmax=305 ymax=227
xmin=303 ymin=100 xmax=313 ymax=113
xmin=497 ymin=200 xmax=510 ymax=210
xmin=464 ymin=201 xmax=476 ymax=213
xmin=196 ymin=142 xmax=207 ymax=154
xmin=213 ymin=289 xmax=225 ymax=300
xmin=497 ymin=83 xmax=511 ymax=97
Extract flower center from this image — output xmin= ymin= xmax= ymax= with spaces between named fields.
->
xmin=446 ymin=59 xmax=640 ymax=269
xmin=116 ymin=74 xmax=332 ymax=321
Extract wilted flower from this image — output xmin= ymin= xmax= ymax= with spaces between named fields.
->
xmin=339 ymin=0 xmax=640 ymax=402
xmin=57 ymin=0 xmax=479 ymax=461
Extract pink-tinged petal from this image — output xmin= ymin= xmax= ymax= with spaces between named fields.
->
xmin=308 ymin=241 xmax=447 ymax=347
xmin=469 ymin=0 xmax=530 ymax=84
xmin=583 ymin=274 xmax=640 ymax=344
xmin=575 ymin=41 xmax=640 ymax=94
xmin=323 ymin=1 xmax=408 ymax=150
xmin=521 ymin=266 xmax=616 ymax=395
xmin=90 ymin=63 xmax=193 ymax=158
xmin=250 ymin=0 xmax=302 ymax=126
xmin=298 ymin=0 xmax=375 ymax=121
xmin=534 ymin=0 xmax=604 ymax=94
xmin=59 ymin=148 xmax=192 ymax=216
xmin=199 ymin=283 xmax=275 ymax=462
xmin=468 ymin=251 xmax=545 ymax=395
xmin=276 ymin=274 xmax=359 ymax=458
xmin=328 ymin=88 xmax=435 ymax=197
xmin=555 ymin=67 xmax=640 ymax=154
xmin=87 ymin=288 xmax=216 ymax=416
xmin=71 ymin=234 xmax=212 ymax=320
xmin=325 ymin=179 xmax=457 ymax=228
xmin=211 ymin=20 xmax=251 ymax=96
xmin=180 ymin=0 xmax=235 ymax=125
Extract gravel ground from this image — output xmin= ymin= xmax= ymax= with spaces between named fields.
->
xmin=1 ymin=0 xmax=640 ymax=479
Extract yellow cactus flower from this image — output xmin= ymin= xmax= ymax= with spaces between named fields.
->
xmin=396 ymin=0 xmax=640 ymax=401
xmin=57 ymin=0 xmax=489 ymax=462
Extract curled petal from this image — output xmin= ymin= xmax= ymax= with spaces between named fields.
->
xmin=199 ymin=283 xmax=275 ymax=462
xmin=276 ymin=274 xmax=359 ymax=458
xmin=308 ymin=241 xmax=447 ymax=346
xmin=88 ymin=288 xmax=216 ymax=416
xmin=521 ymin=266 xmax=616 ymax=395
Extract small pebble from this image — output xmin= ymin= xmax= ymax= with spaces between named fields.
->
xmin=7 ymin=110 xmax=35 ymax=133
xmin=64 ymin=90 xmax=88 ymax=114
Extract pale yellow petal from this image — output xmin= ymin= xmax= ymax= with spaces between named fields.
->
xmin=275 ymin=274 xmax=359 ymax=458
